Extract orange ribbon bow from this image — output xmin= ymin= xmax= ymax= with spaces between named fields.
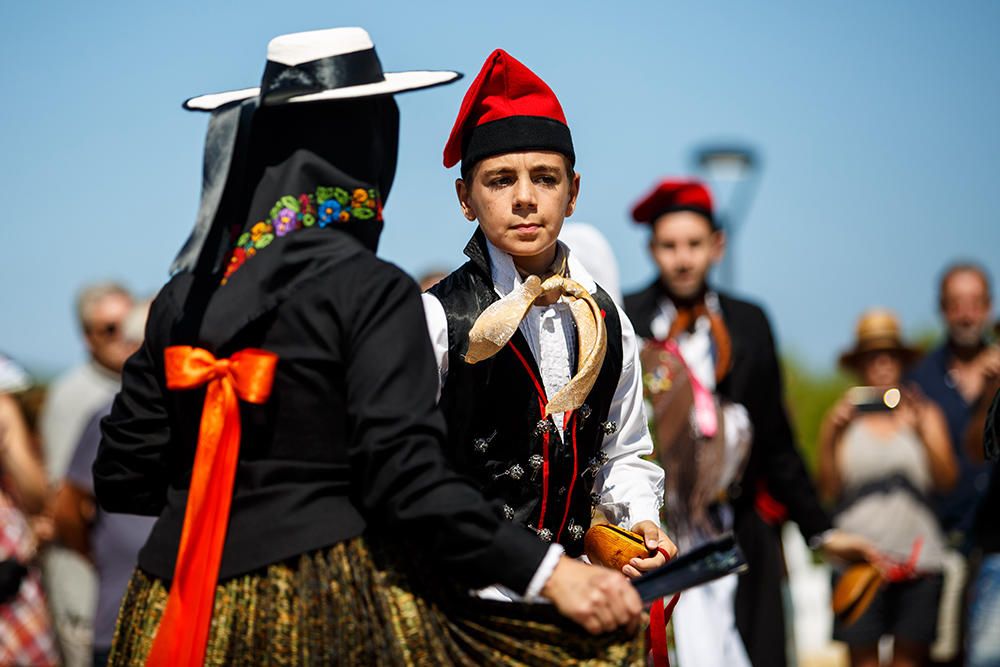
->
xmin=145 ymin=346 xmax=277 ymax=667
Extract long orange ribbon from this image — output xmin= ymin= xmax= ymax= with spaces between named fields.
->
xmin=145 ymin=346 xmax=277 ymax=667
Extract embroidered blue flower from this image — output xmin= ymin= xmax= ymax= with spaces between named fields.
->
xmin=318 ymin=199 xmax=342 ymax=227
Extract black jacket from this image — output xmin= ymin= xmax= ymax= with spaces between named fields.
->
xmin=94 ymin=228 xmax=550 ymax=593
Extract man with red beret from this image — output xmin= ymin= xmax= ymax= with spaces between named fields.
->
xmin=423 ymin=49 xmax=675 ymax=639
xmin=624 ymin=179 xmax=873 ymax=666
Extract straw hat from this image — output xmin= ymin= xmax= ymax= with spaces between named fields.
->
xmin=838 ymin=309 xmax=920 ymax=370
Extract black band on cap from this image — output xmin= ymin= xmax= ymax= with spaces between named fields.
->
xmin=260 ymin=49 xmax=385 ymax=105
xmin=652 ymin=205 xmax=717 ymax=230
xmin=462 ymin=115 xmax=575 ymax=173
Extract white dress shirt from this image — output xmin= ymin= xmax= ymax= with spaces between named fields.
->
xmin=648 ymin=293 xmax=719 ymax=392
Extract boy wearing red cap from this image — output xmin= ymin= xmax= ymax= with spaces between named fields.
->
xmin=423 ymin=49 xmax=673 ymax=605
xmin=625 ymin=179 xmax=873 ymax=666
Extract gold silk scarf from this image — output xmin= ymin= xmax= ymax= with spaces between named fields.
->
xmin=465 ymin=273 xmax=607 ymax=416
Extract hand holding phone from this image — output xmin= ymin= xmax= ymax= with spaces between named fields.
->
xmin=847 ymin=386 xmax=901 ymax=413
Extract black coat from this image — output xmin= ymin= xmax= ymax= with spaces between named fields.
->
xmin=625 ymin=280 xmax=832 ymax=667
xmin=94 ymin=228 xmax=550 ymax=593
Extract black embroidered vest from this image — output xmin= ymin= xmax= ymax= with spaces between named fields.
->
xmin=429 ymin=230 xmax=624 ymax=556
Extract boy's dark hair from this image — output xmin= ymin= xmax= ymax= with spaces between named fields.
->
xmin=460 ymin=154 xmax=575 ymax=183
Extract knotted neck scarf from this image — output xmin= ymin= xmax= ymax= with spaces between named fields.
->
xmin=465 ymin=245 xmax=607 ymax=416
xmin=664 ymin=293 xmax=732 ymax=385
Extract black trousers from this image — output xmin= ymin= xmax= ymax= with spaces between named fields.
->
xmin=734 ymin=508 xmax=789 ymax=667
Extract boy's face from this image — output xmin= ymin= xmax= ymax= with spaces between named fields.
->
xmin=456 ymin=151 xmax=580 ymax=269
xmin=649 ymin=211 xmax=725 ymax=300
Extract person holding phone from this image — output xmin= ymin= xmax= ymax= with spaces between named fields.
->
xmin=818 ymin=309 xmax=959 ymax=667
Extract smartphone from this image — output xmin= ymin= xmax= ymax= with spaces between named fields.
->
xmin=848 ymin=386 xmax=901 ymax=412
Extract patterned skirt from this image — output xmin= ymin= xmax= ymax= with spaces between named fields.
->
xmin=109 ymin=537 xmax=644 ymax=666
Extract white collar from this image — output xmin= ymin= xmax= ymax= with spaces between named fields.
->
xmin=483 ymin=237 xmax=598 ymax=299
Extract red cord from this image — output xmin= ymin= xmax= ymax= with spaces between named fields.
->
xmin=647 ymin=548 xmax=680 ymax=667
xmin=555 ymin=412 xmax=578 ymax=541
xmin=507 ymin=342 xmax=552 ymax=532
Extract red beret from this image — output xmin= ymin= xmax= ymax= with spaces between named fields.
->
xmin=631 ymin=179 xmax=715 ymax=226
xmin=443 ymin=49 xmax=574 ymax=169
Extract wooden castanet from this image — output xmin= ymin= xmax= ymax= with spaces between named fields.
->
xmin=584 ymin=524 xmax=652 ymax=571
xmin=832 ymin=563 xmax=883 ymax=626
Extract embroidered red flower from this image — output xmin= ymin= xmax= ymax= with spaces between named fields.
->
xmin=221 ymin=247 xmax=248 ymax=284
xmin=298 ymin=193 xmax=314 ymax=215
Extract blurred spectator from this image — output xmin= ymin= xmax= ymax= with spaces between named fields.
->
xmin=560 ymin=223 xmax=624 ymax=305
xmin=417 ymin=268 xmax=449 ymax=292
xmin=962 ymin=383 xmax=1000 ymax=666
xmin=906 ymin=263 xmax=997 ymax=664
xmin=908 ymin=263 xmax=997 ymax=548
xmin=625 ymin=178 xmax=872 ymax=667
xmin=0 ymin=353 xmax=59 ymax=666
xmin=53 ymin=301 xmax=151 ymax=667
xmin=38 ymin=281 xmax=132 ymax=667
xmin=819 ymin=309 xmax=957 ymax=667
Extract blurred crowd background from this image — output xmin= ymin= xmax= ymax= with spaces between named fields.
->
xmin=2 ymin=2 xmax=997 ymax=666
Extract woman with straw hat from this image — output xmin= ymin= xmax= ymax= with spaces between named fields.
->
xmin=818 ymin=309 xmax=958 ymax=667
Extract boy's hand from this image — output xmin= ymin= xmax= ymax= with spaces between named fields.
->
xmin=541 ymin=557 xmax=642 ymax=635
xmin=622 ymin=521 xmax=677 ymax=578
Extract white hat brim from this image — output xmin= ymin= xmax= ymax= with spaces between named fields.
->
xmin=184 ymin=70 xmax=461 ymax=111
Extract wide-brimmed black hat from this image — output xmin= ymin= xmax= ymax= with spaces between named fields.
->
xmin=184 ymin=27 xmax=461 ymax=111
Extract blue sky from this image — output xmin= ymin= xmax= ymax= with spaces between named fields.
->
xmin=2 ymin=1 xmax=998 ymax=376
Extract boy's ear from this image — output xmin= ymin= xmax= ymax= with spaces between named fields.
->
xmin=455 ymin=179 xmax=477 ymax=221
xmin=710 ymin=229 xmax=727 ymax=263
xmin=564 ymin=171 xmax=582 ymax=217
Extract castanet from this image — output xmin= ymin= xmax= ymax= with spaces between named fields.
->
xmin=583 ymin=524 xmax=652 ymax=571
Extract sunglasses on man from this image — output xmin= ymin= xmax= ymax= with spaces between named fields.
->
xmin=86 ymin=322 xmax=121 ymax=339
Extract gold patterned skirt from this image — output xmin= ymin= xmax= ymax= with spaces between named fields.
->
xmin=109 ymin=537 xmax=644 ymax=666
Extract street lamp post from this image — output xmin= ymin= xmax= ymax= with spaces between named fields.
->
xmin=691 ymin=144 xmax=761 ymax=291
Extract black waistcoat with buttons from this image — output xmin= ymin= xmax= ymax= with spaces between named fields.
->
xmin=429 ymin=229 xmax=624 ymax=556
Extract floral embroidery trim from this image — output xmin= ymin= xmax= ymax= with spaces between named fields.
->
xmin=221 ymin=186 xmax=382 ymax=284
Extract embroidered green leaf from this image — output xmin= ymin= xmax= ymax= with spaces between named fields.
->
xmin=280 ymin=195 xmax=300 ymax=212
xmin=255 ymin=233 xmax=274 ymax=249
xmin=237 ymin=232 xmax=250 ymax=247
xmin=332 ymin=187 xmax=350 ymax=205
xmin=352 ymin=207 xmax=375 ymax=220
xmin=315 ymin=186 xmax=335 ymax=203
